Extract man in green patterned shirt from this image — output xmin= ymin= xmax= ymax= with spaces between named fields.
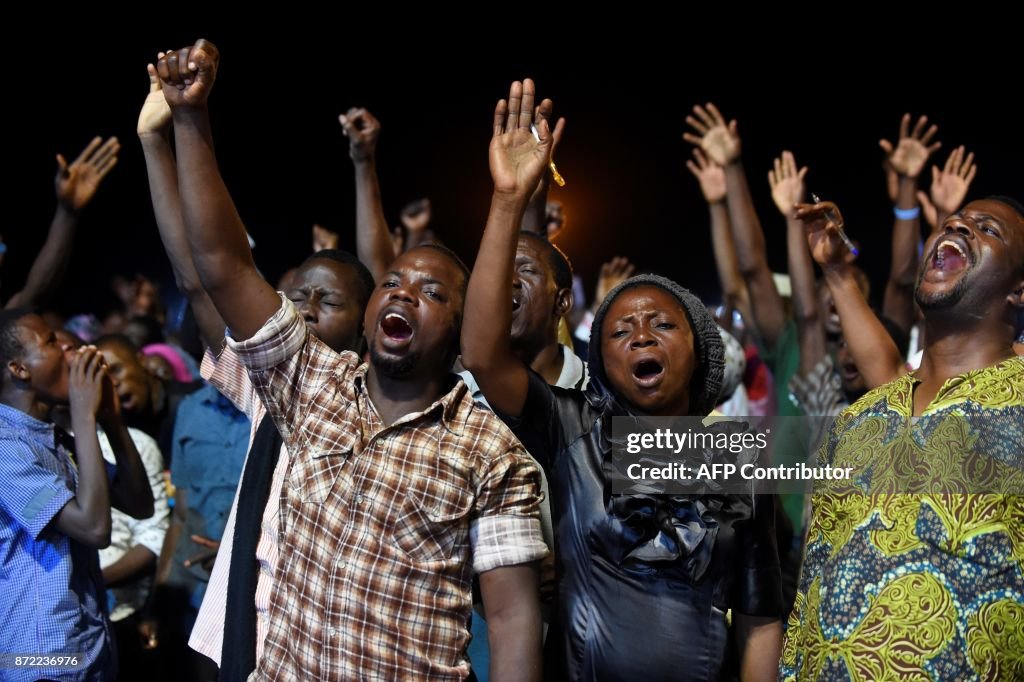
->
xmin=781 ymin=197 xmax=1024 ymax=681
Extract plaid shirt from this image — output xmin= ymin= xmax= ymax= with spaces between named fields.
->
xmin=231 ymin=296 xmax=546 ymax=681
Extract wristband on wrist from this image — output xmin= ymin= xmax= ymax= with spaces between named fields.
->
xmin=894 ymin=205 xmax=921 ymax=221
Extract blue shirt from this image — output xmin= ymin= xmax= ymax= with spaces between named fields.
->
xmin=169 ymin=384 xmax=249 ymax=611
xmin=0 ymin=403 xmax=114 ymax=681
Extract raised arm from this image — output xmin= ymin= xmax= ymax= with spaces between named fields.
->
xmin=157 ymin=41 xmax=280 ymax=341
xmin=138 ymin=62 xmax=227 ymax=350
xmin=917 ymin=145 xmax=977 ymax=232
xmin=798 ymin=201 xmax=904 ymax=388
xmin=684 ymin=104 xmax=787 ymax=348
xmin=686 ymin=148 xmax=749 ymax=316
xmin=5 ymin=137 xmax=119 ymax=310
xmin=399 ymin=199 xmax=434 ymax=251
xmin=461 ymin=79 xmax=552 ymax=418
xmin=340 ymin=108 xmax=392 ymax=283
xmin=769 ymin=151 xmax=821 ymax=376
xmin=880 ymin=113 xmax=941 ymax=332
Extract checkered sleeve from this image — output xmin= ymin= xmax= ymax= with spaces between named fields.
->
xmin=225 ymin=294 xmax=308 ymax=372
xmin=200 ymin=346 xmax=258 ymax=418
xmin=470 ymin=443 xmax=548 ymax=574
xmin=226 ymin=293 xmax=358 ymax=447
xmin=0 ymin=436 xmax=75 ymax=539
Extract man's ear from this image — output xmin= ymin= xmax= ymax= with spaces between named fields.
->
xmin=555 ymin=287 xmax=574 ymax=318
xmin=7 ymin=359 xmax=29 ymax=383
xmin=1008 ymin=279 xmax=1024 ymax=309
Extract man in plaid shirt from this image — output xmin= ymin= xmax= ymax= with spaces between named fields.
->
xmin=154 ymin=40 xmax=547 ymax=681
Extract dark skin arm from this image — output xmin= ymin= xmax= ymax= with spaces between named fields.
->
xmin=734 ymin=614 xmax=782 ymax=682
xmin=154 ymin=489 xmax=185 ymax=587
xmin=157 ymin=41 xmax=280 ymax=341
xmin=461 ymin=79 xmax=553 ymax=418
xmin=480 ymin=563 xmax=542 ymax=682
xmin=684 ymin=104 xmax=787 ymax=348
xmin=686 ymin=148 xmax=750 ymax=317
xmin=100 ymin=415 xmax=155 ymax=520
xmin=341 ymin=108 xmax=393 ymax=284
xmin=6 ymin=137 xmax=120 ymax=310
xmin=769 ymin=151 xmax=822 ymax=376
xmin=799 ymin=201 xmax=904 ymax=387
xmin=53 ymin=347 xmax=112 ymax=548
xmin=140 ymin=488 xmax=186 ymax=648
xmin=102 ymin=544 xmax=157 ymax=588
xmin=139 ymin=61 xmax=228 ymax=351
xmin=880 ymin=114 xmax=941 ymax=332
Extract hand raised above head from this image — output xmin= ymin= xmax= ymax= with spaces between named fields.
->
xmin=489 ymin=78 xmax=553 ymax=200
xmin=682 ymin=102 xmax=740 ymax=166
xmin=879 ymin=112 xmax=940 ymax=179
xmin=55 ymin=136 xmax=120 ymax=211
xmin=155 ymin=39 xmax=220 ymax=109
xmin=339 ymin=107 xmax=381 ymax=162
xmin=138 ymin=63 xmax=172 ymax=137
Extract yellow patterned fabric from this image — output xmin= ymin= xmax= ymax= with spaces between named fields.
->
xmin=781 ymin=357 xmax=1024 ymax=681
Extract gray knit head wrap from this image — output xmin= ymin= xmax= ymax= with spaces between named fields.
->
xmin=588 ymin=274 xmax=724 ymax=416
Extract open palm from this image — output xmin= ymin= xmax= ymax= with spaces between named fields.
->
xmin=489 ymin=79 xmax=551 ymax=198
xmin=55 ymin=137 xmax=119 ymax=211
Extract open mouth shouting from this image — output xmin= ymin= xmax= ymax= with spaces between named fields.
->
xmin=930 ymin=236 xmax=971 ymax=276
xmin=511 ymin=292 xmax=523 ymax=315
xmin=379 ymin=309 xmax=415 ymax=350
xmin=840 ymin=361 xmax=860 ymax=383
xmin=631 ymin=356 xmax=665 ymax=388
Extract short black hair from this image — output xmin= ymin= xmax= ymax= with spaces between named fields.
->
xmin=303 ymin=249 xmax=376 ymax=311
xmin=519 ymin=231 xmax=574 ymax=291
xmin=0 ymin=308 xmax=32 ymax=370
xmin=125 ymin=315 xmax=164 ymax=347
xmin=988 ymin=195 xmax=1024 ymax=219
xmin=94 ymin=333 xmax=140 ymax=358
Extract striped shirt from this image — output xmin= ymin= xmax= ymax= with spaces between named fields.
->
xmin=188 ymin=348 xmax=289 ymax=666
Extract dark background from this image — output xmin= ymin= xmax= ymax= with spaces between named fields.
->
xmin=6 ymin=20 xmax=1021 ymax=319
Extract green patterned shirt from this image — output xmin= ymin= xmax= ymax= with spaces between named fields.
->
xmin=781 ymin=356 xmax=1024 ymax=681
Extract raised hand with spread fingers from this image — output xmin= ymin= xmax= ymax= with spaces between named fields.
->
xmin=917 ymin=145 xmax=977 ymax=230
xmin=683 ymin=103 xmax=741 ymax=167
xmin=880 ymin=113 xmax=940 ymax=179
xmin=4 ymin=135 xmax=119 ymax=309
xmin=880 ymin=113 xmax=942 ymax=333
xmin=490 ymin=79 xmax=553 ymax=200
xmin=686 ymin=148 xmax=726 ymax=204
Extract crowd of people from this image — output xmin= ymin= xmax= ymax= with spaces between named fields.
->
xmin=1 ymin=39 xmax=1022 ymax=681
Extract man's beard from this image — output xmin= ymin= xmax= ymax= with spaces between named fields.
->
xmin=370 ymin=346 xmax=419 ymax=378
xmin=915 ymin=270 xmax=970 ymax=310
